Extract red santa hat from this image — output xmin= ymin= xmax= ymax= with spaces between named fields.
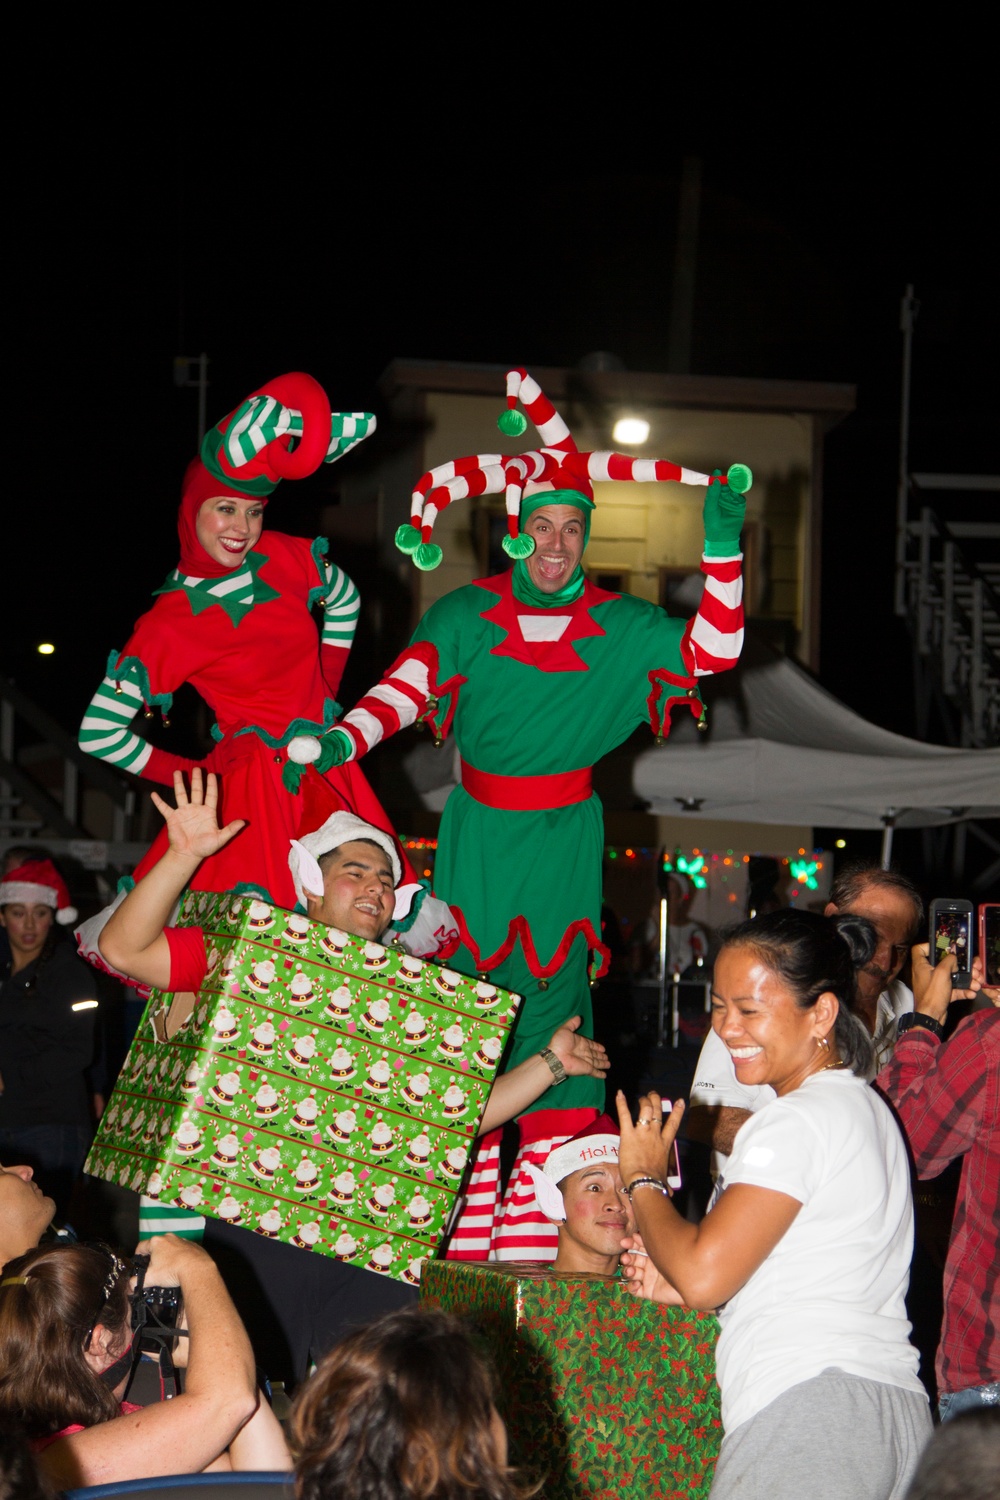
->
xmin=394 ymin=367 xmax=752 ymax=570
xmin=0 ymin=860 xmax=78 ymax=924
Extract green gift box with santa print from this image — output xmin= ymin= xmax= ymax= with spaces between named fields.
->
xmin=85 ymin=892 xmax=521 ymax=1284
xmin=421 ymin=1260 xmax=721 ymax=1500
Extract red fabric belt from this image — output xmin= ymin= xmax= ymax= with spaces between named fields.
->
xmin=459 ymin=759 xmax=593 ymax=811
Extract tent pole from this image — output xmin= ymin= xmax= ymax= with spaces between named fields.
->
xmin=881 ymin=809 xmax=898 ymax=870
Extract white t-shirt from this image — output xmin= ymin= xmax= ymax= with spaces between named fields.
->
xmin=713 ymin=1071 xmax=924 ymax=1433
xmin=690 ymin=978 xmax=914 ymax=1121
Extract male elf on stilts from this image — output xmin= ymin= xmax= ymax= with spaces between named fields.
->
xmin=285 ymin=369 xmax=749 ymax=1259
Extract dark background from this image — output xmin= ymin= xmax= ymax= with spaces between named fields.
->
xmin=6 ymin=56 xmax=997 ymax=891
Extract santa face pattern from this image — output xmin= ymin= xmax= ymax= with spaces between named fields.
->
xmin=86 ymin=892 xmax=520 ymax=1285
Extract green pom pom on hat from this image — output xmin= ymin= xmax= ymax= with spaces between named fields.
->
xmin=414 ymin=542 xmax=444 ymax=571
xmin=726 ymin=463 xmax=753 ymax=495
xmin=497 ymin=408 xmax=528 ymax=437
xmin=502 ymin=532 xmax=536 ymax=560
xmin=394 ymin=523 xmax=421 ymax=556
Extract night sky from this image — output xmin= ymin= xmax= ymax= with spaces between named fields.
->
xmin=7 ymin=61 xmax=997 ymax=881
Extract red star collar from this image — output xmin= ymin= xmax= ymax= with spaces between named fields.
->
xmin=475 ymin=571 xmax=620 ymax=673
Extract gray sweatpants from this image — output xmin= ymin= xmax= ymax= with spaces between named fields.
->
xmin=709 ymin=1368 xmax=932 ymax=1500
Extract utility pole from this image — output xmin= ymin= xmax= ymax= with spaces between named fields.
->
xmin=894 ymin=286 xmax=919 ymax=616
xmin=667 ymin=157 xmax=702 ymax=374
xmin=174 ymin=353 xmax=210 ymax=447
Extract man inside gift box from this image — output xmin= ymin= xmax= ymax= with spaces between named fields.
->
xmin=525 ymin=1116 xmax=637 ymax=1277
xmin=98 ymin=769 xmax=609 ymax=1384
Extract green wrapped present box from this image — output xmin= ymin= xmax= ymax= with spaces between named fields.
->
xmin=85 ymin=892 xmax=520 ymax=1283
xmin=421 ymin=1260 xmax=720 ymax=1499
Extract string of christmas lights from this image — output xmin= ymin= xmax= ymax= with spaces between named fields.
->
xmin=401 ymin=838 xmax=826 ymax=891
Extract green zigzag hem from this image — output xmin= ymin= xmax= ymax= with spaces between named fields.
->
xmin=105 ymin=652 xmax=174 ymax=714
xmin=231 ymin=695 xmax=342 ymax=748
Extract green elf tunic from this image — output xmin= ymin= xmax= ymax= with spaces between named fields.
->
xmin=338 ymin=560 xmax=741 ymax=1107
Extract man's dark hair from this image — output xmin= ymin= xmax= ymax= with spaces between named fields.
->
xmin=829 ymin=861 xmax=924 ymax=938
xmin=903 ymin=1408 xmax=1000 ymax=1500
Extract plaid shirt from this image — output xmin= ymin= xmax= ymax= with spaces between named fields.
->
xmin=876 ymin=1010 xmax=1000 ymax=1395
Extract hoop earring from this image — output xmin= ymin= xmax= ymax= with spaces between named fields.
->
xmin=817 ymin=1036 xmax=830 ymax=1052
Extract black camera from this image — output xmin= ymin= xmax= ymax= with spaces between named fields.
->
xmin=131 ymin=1252 xmax=184 ymax=1341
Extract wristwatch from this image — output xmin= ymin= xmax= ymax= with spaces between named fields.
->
xmin=539 ymin=1046 xmax=568 ymax=1084
xmin=896 ymin=1012 xmax=945 ymax=1041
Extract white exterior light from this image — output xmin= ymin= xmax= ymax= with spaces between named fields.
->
xmin=612 ymin=417 xmax=650 ymax=446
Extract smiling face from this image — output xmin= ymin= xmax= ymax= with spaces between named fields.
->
xmin=522 ymin=504 xmax=587 ymax=593
xmin=309 ymin=841 xmax=395 ymax=941
xmin=710 ymin=946 xmax=838 ymax=1097
xmin=553 ymin=1162 xmax=634 ymax=1275
xmin=0 ymin=1161 xmax=56 ymax=1264
xmin=0 ymin=902 xmax=54 ymax=968
xmin=195 ymin=494 xmax=265 ymax=570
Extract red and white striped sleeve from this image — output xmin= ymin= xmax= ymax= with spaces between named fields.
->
xmin=334 ymin=641 xmax=441 ymax=760
xmin=686 ymin=554 xmax=744 ymax=676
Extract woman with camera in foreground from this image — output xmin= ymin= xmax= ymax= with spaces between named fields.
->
xmin=618 ymin=909 xmax=933 ymax=1500
xmin=0 ymin=1233 xmax=289 ymax=1489
xmin=292 ymin=1306 xmax=534 ymax=1500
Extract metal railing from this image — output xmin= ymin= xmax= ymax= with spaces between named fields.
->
xmin=0 ymin=675 xmax=148 ymax=874
xmin=899 ymin=504 xmax=1000 ymax=747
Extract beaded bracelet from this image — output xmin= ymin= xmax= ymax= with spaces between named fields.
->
xmin=626 ymin=1176 xmax=669 ymax=1201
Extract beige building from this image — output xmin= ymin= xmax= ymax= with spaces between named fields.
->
xmin=325 ymin=360 xmax=855 ymax=936
xmin=330 ymin=359 xmax=855 ymax=673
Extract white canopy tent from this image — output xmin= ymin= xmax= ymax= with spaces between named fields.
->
xmin=631 ymin=637 xmax=1000 ymax=862
xmin=405 ymin=634 xmax=1000 ymax=866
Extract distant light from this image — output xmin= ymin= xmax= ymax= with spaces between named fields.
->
xmin=37 ymin=643 xmax=56 ymax=656
xmin=612 ymin=417 xmax=650 ymax=445
xmin=72 ymin=1000 xmax=99 ymax=1012
xmin=835 ymin=838 xmax=847 ymax=849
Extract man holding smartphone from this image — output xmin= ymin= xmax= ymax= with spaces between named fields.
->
xmin=876 ymin=946 xmax=999 ymax=1422
xmin=687 ymin=862 xmax=922 ymax=1159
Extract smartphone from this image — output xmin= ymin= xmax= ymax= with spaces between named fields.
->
xmin=929 ymin=898 xmax=974 ymax=988
xmin=980 ymin=903 xmax=1000 ymax=988
xmin=662 ymin=1100 xmax=683 ymax=1192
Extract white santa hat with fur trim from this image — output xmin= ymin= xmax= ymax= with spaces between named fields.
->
xmin=288 ymin=812 xmax=413 ymax=919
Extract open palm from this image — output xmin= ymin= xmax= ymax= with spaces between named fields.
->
xmin=150 ymin=769 xmax=245 ymax=861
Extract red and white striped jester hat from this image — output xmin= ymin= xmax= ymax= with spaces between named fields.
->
xmin=394 ymin=368 xmax=752 ymax=571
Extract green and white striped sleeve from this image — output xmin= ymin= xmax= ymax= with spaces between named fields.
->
xmin=78 ymin=665 xmax=154 ymax=774
xmin=320 ymin=563 xmax=361 ymax=653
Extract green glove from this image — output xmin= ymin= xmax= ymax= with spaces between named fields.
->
xmin=281 ymin=728 xmax=353 ymax=795
xmin=702 ymin=471 xmax=747 ymax=558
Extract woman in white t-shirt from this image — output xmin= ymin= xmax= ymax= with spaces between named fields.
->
xmin=617 ymin=909 xmax=932 ymax=1500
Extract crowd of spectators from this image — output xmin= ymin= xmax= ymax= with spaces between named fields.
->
xmin=0 ymin=849 xmax=996 ymax=1498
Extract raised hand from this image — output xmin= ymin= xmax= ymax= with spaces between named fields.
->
xmin=616 ymin=1088 xmax=684 ymax=1189
xmin=548 ymin=1015 xmax=610 ymax=1080
xmin=150 ymin=770 xmax=246 ymax=863
xmin=702 ymin=472 xmax=747 ymax=558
